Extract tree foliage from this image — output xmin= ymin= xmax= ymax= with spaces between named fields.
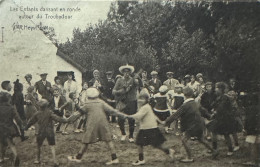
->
xmin=58 ymin=1 xmax=260 ymax=91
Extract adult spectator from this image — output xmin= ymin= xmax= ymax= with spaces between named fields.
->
xmin=64 ymin=72 xmax=78 ymax=101
xmin=35 ymin=73 xmax=53 ymax=102
xmin=149 ymin=71 xmax=162 ymax=94
xmin=163 ymin=72 xmax=180 ymax=91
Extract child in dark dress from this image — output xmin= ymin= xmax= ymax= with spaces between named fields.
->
xmin=165 ymin=86 xmax=218 ymax=163
xmin=0 ymin=93 xmax=22 ymax=166
xmin=153 ymin=85 xmax=171 ymax=133
xmin=12 ymin=79 xmax=28 ymax=141
xmin=128 ymin=90 xmax=175 ymax=165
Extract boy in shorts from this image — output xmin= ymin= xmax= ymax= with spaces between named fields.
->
xmin=25 ymin=99 xmax=76 ymax=167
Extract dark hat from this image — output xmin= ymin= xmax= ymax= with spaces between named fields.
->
xmin=40 ymin=73 xmax=48 ymax=76
xmin=25 ymin=74 xmax=32 ymax=79
xmin=183 ymin=86 xmax=194 ymax=97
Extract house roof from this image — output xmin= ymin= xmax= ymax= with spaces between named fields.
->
xmin=56 ymin=50 xmax=86 ymax=73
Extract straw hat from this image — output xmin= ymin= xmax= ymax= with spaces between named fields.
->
xmin=119 ymin=64 xmax=135 ymax=74
xmin=86 ymin=87 xmax=100 ymax=98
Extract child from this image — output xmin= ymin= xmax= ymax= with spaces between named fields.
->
xmin=25 ymin=99 xmax=76 ymax=166
xmin=11 ymin=79 xmax=28 ymax=141
xmin=200 ymin=82 xmax=216 ymax=140
xmin=168 ymin=84 xmax=185 ymax=136
xmin=227 ymin=90 xmax=243 ymax=151
xmin=67 ymin=88 xmax=126 ymax=165
xmin=153 ymin=85 xmax=171 ymax=133
xmin=75 ymin=82 xmax=88 ymax=133
xmin=25 ymin=86 xmax=38 ymax=130
xmin=49 ymin=88 xmax=67 ymax=133
xmin=0 ymin=93 xmax=21 ymax=166
xmin=127 ymin=91 xmax=175 ymax=165
xmin=59 ymin=92 xmax=78 ymax=134
xmin=165 ymin=86 xmax=218 ymax=162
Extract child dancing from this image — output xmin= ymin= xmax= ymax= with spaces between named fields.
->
xmin=127 ymin=89 xmax=175 ymax=165
xmin=0 ymin=93 xmax=22 ymax=166
xmin=67 ymin=88 xmax=126 ymax=165
xmin=165 ymin=86 xmax=218 ymax=163
xmin=25 ymin=99 xmax=76 ymax=167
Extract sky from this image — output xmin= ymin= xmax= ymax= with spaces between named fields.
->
xmin=2 ymin=0 xmax=114 ymax=42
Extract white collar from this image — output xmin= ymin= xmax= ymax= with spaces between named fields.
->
xmin=184 ymin=98 xmax=194 ymax=103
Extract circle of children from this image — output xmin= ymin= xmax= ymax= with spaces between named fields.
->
xmin=0 ymin=64 xmax=259 ymax=167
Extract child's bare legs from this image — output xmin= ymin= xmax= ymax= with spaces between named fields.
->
xmin=50 ymin=146 xmax=57 ymax=165
xmin=6 ymin=138 xmax=19 ymax=166
xmin=62 ymin=123 xmax=69 ymax=134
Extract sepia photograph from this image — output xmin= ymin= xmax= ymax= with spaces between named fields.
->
xmin=0 ymin=0 xmax=260 ymax=166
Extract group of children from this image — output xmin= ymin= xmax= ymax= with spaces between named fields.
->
xmin=0 ymin=71 xmax=259 ymax=167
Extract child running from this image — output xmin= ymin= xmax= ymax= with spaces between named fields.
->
xmin=25 ymin=99 xmax=76 ymax=167
xmin=165 ymin=86 xmax=218 ymax=163
xmin=67 ymin=87 xmax=126 ymax=165
xmin=127 ymin=89 xmax=175 ymax=166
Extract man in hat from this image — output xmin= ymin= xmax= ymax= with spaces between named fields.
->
xmin=103 ymin=71 xmax=116 ymax=122
xmin=88 ymin=70 xmax=103 ymax=92
xmin=112 ymin=64 xmax=139 ymax=142
xmin=163 ymin=72 xmax=180 ymax=91
xmin=35 ymin=73 xmax=53 ymax=102
xmin=165 ymin=86 xmax=218 ymax=162
xmin=149 ymin=71 xmax=162 ymax=94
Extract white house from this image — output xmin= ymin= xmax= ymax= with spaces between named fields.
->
xmin=0 ymin=0 xmax=85 ymax=92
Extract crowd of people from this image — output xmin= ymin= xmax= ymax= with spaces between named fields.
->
xmin=0 ymin=64 xmax=259 ymax=167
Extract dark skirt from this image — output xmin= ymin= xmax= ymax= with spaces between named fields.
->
xmin=136 ymin=128 xmax=166 ymax=147
xmin=153 ymin=110 xmax=170 ymax=121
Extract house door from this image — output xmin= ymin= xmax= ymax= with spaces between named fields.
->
xmin=57 ymin=71 xmax=74 ymax=85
